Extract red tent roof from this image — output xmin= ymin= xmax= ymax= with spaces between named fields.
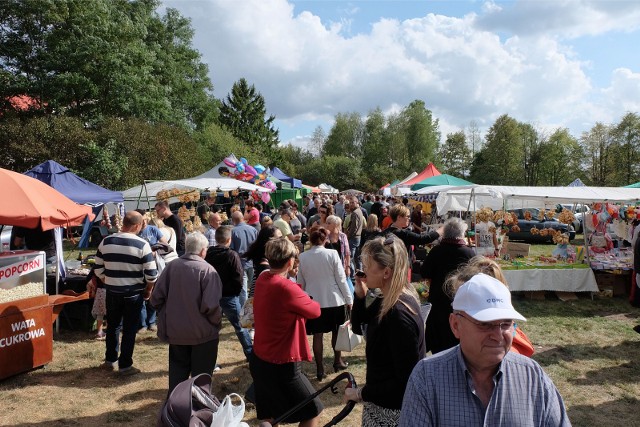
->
xmin=401 ymin=163 xmax=441 ymax=186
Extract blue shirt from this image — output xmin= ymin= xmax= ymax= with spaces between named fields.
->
xmin=399 ymin=346 xmax=571 ymax=427
xmin=139 ymin=225 xmax=164 ymax=246
xmin=230 ymin=222 xmax=257 ymax=269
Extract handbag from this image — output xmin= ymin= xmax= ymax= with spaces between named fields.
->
xmin=239 ymin=297 xmax=254 ymax=329
xmin=335 ymin=320 xmax=363 ymax=352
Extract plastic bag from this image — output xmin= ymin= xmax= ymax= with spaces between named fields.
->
xmin=335 ymin=320 xmax=363 ymax=352
xmin=239 ymin=297 xmax=254 ymax=329
xmin=210 ymin=393 xmax=248 ymax=427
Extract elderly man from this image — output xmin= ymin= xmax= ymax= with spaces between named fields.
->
xmin=94 ymin=211 xmax=158 ymax=376
xmin=154 ymin=200 xmax=185 ymax=256
xmin=230 ymin=210 xmax=258 ymax=308
xmin=345 ymin=197 xmax=364 ymax=278
xmin=204 ymin=212 xmax=222 ymax=247
xmin=399 ymin=274 xmax=571 ymax=426
xmin=151 ymin=233 xmax=223 ymax=394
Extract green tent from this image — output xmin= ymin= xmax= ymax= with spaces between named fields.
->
xmin=625 ymin=182 xmax=640 ymax=188
xmin=410 ymin=174 xmax=473 ymax=191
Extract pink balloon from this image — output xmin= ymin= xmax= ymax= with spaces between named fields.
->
xmin=261 ymin=192 xmax=271 ymax=204
xmin=223 ymin=157 xmax=236 ymax=167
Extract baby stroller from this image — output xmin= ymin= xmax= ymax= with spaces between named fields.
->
xmin=159 ymin=371 xmax=357 ymax=427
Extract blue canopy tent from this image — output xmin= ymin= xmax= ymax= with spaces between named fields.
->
xmin=270 ymin=167 xmax=302 ymax=189
xmin=24 ymin=160 xmax=124 ymax=248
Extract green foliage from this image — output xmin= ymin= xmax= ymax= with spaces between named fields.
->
xmin=218 ymin=78 xmax=280 ymax=163
xmin=581 ymin=122 xmax=613 ymax=186
xmin=471 ymin=114 xmax=524 ymax=185
xmin=537 ymin=128 xmax=584 ymax=186
xmin=439 ymin=131 xmax=471 ymax=178
xmin=0 ymin=0 xmax=215 ymax=129
xmin=401 ymin=100 xmax=440 ymax=167
xmin=323 ymin=112 xmax=363 ymax=158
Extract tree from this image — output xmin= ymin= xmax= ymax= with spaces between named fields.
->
xmin=466 ymin=120 xmax=482 ymax=157
xmin=401 ymin=100 xmax=440 ymax=167
xmin=470 ymin=114 xmax=524 ymax=185
xmin=361 ymin=107 xmax=390 ymax=185
xmin=581 ymin=122 xmax=613 ymax=186
xmin=610 ymin=112 xmax=640 ymax=185
xmin=308 ymin=126 xmax=325 ymax=157
xmin=0 ymin=0 xmax=216 ymax=129
xmin=322 ymin=112 xmax=363 ymax=159
xmin=520 ymin=123 xmax=544 ymax=186
xmin=218 ymin=77 xmax=280 ymax=163
xmin=537 ymin=128 xmax=583 ymax=186
xmin=439 ymin=131 xmax=471 ymax=178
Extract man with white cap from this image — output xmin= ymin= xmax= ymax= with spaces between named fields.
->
xmin=399 ymin=273 xmax=571 ymax=426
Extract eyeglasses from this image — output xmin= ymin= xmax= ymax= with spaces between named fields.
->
xmin=455 ymin=312 xmax=514 ymax=333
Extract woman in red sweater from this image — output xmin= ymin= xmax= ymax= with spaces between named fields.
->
xmin=250 ymin=237 xmax=323 ymax=427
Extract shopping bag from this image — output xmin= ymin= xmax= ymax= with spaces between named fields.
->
xmin=239 ymin=297 xmax=254 ymax=329
xmin=335 ymin=320 xmax=363 ymax=352
xmin=210 ymin=393 xmax=248 ymax=427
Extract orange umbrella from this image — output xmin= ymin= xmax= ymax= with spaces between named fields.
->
xmin=0 ymin=167 xmax=95 ymax=231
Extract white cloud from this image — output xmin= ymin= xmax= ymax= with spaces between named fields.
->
xmin=165 ymin=0 xmax=639 ymax=149
xmin=476 ymin=0 xmax=640 ymax=38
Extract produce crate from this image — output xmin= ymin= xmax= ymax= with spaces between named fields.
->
xmin=506 ymin=242 xmax=530 ymax=258
xmin=593 ymin=271 xmax=630 ymax=297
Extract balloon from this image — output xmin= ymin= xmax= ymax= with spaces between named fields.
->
xmin=223 ymin=157 xmax=236 ymax=167
xmin=240 ymin=157 xmax=248 ymax=165
xmin=254 ymin=164 xmax=266 ymax=174
xmin=261 ymin=192 xmax=271 ymax=204
xmin=265 ymin=181 xmax=277 ymax=191
xmin=245 ymin=165 xmax=257 ymax=176
xmin=235 ymin=162 xmax=245 ymax=173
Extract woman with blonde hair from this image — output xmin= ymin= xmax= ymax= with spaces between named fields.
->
xmin=344 ymin=234 xmax=426 ymax=426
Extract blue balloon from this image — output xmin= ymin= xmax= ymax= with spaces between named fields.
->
xmin=240 ymin=157 xmax=248 ymax=165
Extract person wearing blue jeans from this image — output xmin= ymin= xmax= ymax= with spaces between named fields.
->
xmin=346 ymin=198 xmax=364 ymax=280
xmin=230 ymin=210 xmax=258 ymax=310
xmin=205 ymin=225 xmax=253 ymax=358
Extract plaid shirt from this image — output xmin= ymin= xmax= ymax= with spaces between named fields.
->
xmin=400 ymin=346 xmax=571 ymax=426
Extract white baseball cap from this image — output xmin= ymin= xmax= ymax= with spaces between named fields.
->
xmin=452 ymin=273 xmax=526 ymax=322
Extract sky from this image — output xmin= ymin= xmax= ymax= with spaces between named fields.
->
xmin=163 ymin=0 xmax=640 ymax=150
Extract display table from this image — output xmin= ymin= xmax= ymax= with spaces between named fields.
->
xmin=503 ymin=266 xmax=598 ymax=293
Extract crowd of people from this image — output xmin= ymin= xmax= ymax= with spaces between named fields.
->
xmin=85 ymin=191 xmax=571 ymax=426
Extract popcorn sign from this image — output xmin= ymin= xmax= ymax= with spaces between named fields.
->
xmin=0 ymin=257 xmax=42 ymax=284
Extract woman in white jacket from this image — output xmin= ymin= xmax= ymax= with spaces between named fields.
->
xmin=298 ymin=226 xmax=354 ymax=381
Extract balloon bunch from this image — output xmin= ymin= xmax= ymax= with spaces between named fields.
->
xmin=219 ymin=154 xmax=274 ymax=204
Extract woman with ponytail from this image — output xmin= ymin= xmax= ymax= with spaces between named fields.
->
xmin=343 ymin=234 xmax=426 ymax=426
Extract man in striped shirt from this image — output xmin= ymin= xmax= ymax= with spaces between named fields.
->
xmin=94 ymin=211 xmax=158 ymax=376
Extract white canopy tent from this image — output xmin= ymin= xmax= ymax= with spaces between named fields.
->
xmin=434 ymin=185 xmax=640 ymax=216
xmin=318 ymin=183 xmax=339 ymax=194
xmin=122 ymin=177 xmax=270 ymax=211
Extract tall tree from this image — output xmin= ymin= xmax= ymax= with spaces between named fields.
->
xmin=581 ymin=122 xmax=613 ymax=186
xmin=470 ymin=114 xmax=524 ymax=185
xmin=466 ymin=120 xmax=482 ymax=157
xmin=400 ymin=100 xmax=440 ymax=167
xmin=322 ymin=112 xmax=363 ymax=158
xmin=610 ymin=112 xmax=640 ymax=185
xmin=537 ymin=128 xmax=583 ymax=186
xmin=308 ymin=125 xmax=325 ymax=157
xmin=218 ymin=77 xmax=280 ymax=163
xmin=0 ymin=0 xmax=216 ymax=129
xmin=439 ymin=131 xmax=471 ymax=178
xmin=520 ymin=123 xmax=544 ymax=186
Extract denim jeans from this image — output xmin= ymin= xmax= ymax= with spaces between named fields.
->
xmin=220 ymin=295 xmax=253 ymax=358
xmin=105 ymin=292 xmax=144 ymax=370
xmin=140 ymin=299 xmax=156 ymax=329
xmin=348 ymin=236 xmax=361 ymax=279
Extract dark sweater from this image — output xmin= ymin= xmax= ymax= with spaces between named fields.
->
xmin=205 ymin=246 xmax=243 ymax=297
xmin=386 ymin=225 xmax=440 ymax=264
xmin=351 ymin=292 xmax=426 ymax=409
xmin=421 ymin=240 xmax=476 ymax=353
xmin=163 ymin=214 xmax=185 ymax=255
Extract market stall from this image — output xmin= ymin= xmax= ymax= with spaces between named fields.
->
xmin=0 ymin=168 xmax=93 ymax=380
xmin=432 ymin=184 xmax=640 ymax=295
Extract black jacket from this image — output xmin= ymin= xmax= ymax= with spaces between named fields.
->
xmin=386 ymin=225 xmax=440 ymax=264
xmin=205 ymin=246 xmax=243 ymax=297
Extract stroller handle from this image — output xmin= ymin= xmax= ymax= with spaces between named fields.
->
xmin=267 ymin=371 xmax=358 ymax=427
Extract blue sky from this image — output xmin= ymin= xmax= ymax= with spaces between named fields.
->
xmin=165 ymin=0 xmax=640 ymax=149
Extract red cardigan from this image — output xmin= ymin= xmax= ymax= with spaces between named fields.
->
xmin=253 ymin=271 xmax=321 ymax=363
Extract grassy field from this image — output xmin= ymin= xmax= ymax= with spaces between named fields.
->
xmin=0 ymin=293 xmax=639 ymax=426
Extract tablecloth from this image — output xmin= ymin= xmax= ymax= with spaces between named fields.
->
xmin=503 ymin=268 xmax=598 ymax=292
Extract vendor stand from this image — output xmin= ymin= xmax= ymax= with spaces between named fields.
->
xmin=0 ymin=168 xmax=94 ymax=379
